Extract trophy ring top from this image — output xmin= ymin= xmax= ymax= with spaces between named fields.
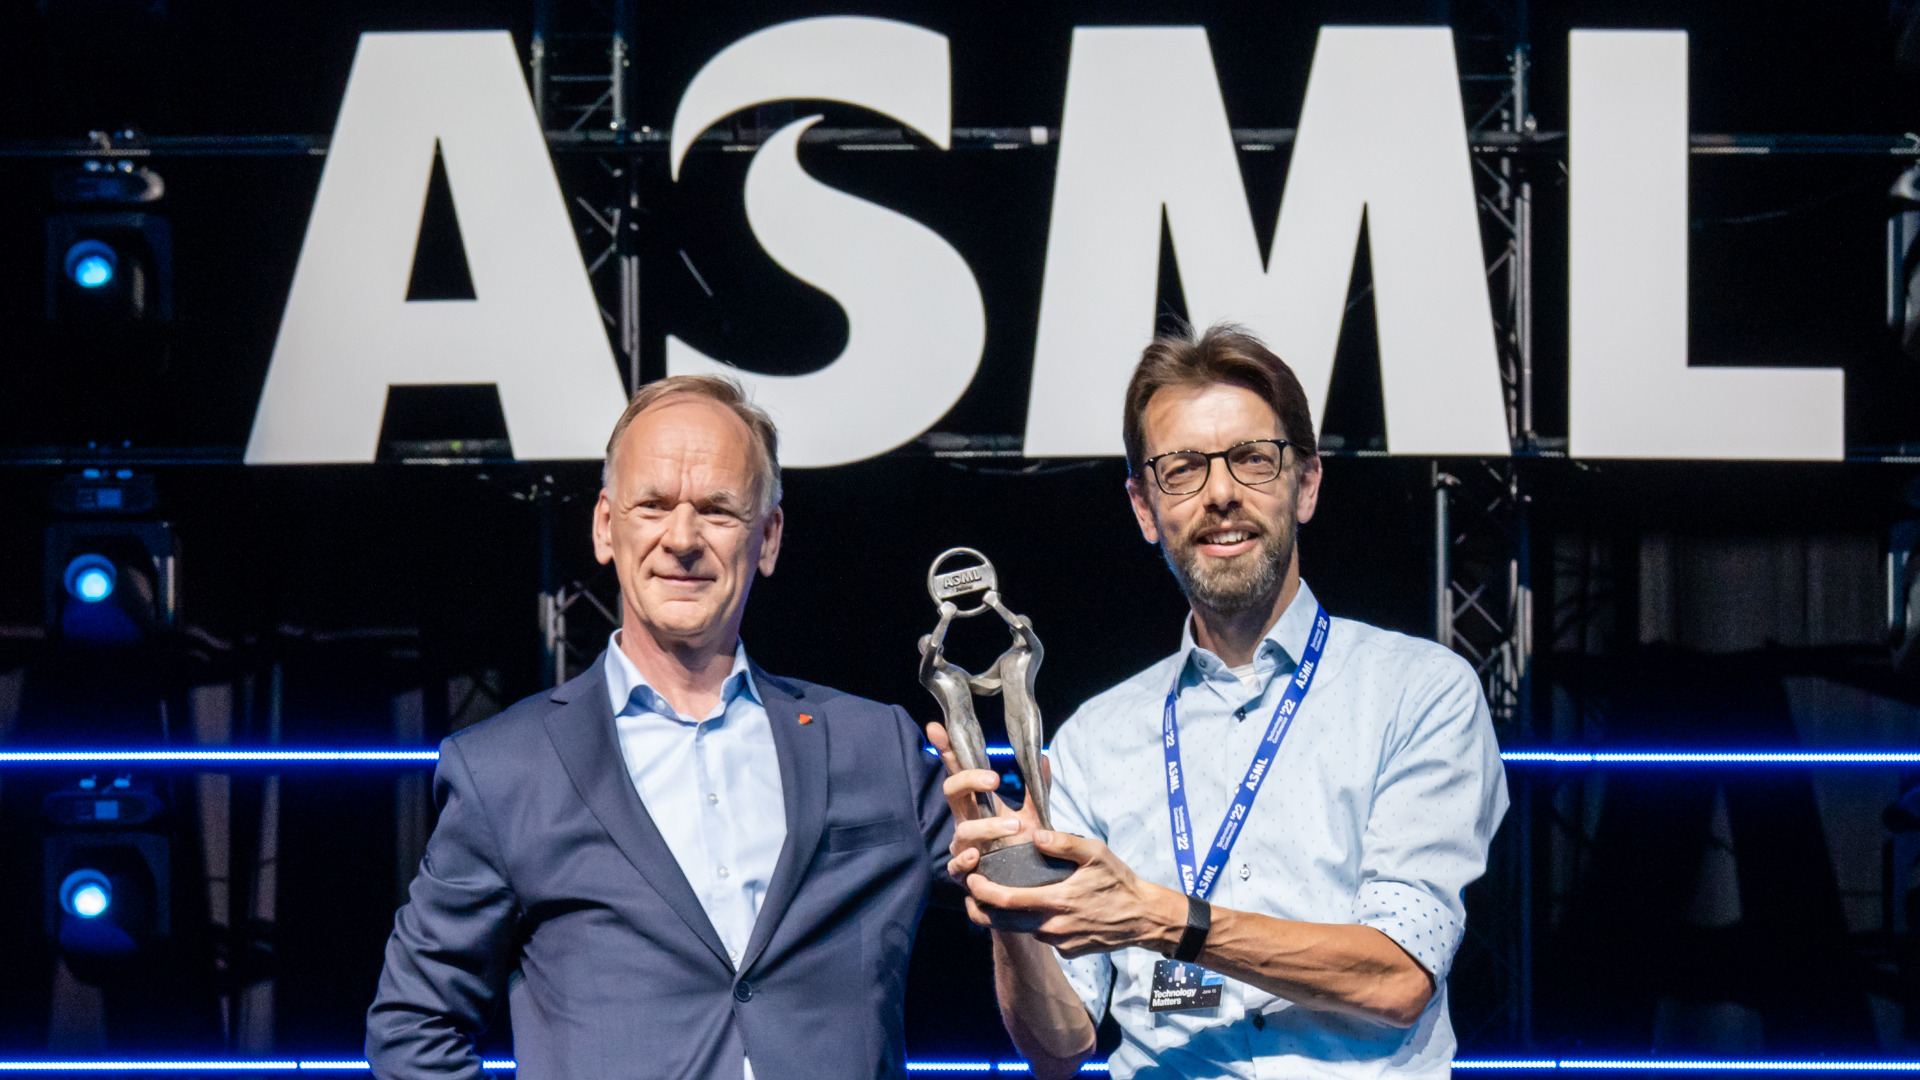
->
xmin=927 ymin=547 xmax=999 ymax=618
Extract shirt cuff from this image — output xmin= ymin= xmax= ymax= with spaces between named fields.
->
xmin=1355 ymin=880 xmax=1463 ymax=984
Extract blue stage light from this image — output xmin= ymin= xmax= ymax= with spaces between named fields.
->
xmin=1 ymin=1060 xmax=1919 ymax=1075
xmin=14 ymin=747 xmax=1920 ymax=772
xmin=1501 ymin=751 xmax=1920 ymax=765
xmin=0 ymin=749 xmax=441 ymax=765
xmin=63 ymin=241 xmax=118 ymax=289
xmin=57 ymin=870 xmax=111 ymax=920
xmin=62 ymin=555 xmax=116 ymax=604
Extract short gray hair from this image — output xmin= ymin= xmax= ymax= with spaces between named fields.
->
xmin=602 ymin=375 xmax=783 ymax=515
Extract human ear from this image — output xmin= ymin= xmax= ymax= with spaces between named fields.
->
xmin=592 ymin=489 xmax=615 ymax=565
xmin=756 ymin=506 xmax=785 ymax=576
xmin=1126 ymin=477 xmax=1161 ymax=545
xmin=1294 ymin=453 xmax=1323 ymax=525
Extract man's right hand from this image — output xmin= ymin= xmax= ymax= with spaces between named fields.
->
xmin=924 ymin=722 xmax=1046 ymax=891
xmin=926 ymin=722 xmax=1097 ymax=1080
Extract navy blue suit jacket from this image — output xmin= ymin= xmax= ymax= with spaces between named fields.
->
xmin=367 ymin=655 xmax=955 ymax=1079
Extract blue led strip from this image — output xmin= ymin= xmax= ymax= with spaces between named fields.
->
xmin=5 ymin=1062 xmax=1920 ymax=1074
xmin=9 ymin=748 xmax=1920 ymax=768
xmin=0 ymin=750 xmax=441 ymax=765
xmin=1501 ymin=752 xmax=1920 ymax=765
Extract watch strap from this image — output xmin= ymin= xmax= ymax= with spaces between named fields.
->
xmin=1172 ymin=895 xmax=1211 ymax=963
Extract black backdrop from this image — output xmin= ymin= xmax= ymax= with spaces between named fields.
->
xmin=4 ymin=0 xmax=1920 ymax=1063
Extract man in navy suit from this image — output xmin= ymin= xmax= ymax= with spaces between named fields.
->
xmin=367 ymin=375 xmax=954 ymax=1080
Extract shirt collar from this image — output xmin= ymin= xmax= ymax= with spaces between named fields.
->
xmin=1177 ymin=579 xmax=1321 ymax=684
xmin=604 ymin=630 xmax=759 ymax=722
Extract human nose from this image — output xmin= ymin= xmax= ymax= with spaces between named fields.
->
xmin=659 ymin=503 xmax=703 ymax=557
xmin=1199 ymin=452 xmax=1241 ymax=510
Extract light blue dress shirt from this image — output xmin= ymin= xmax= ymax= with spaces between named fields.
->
xmin=1045 ymin=581 xmax=1509 ymax=1080
xmin=604 ymin=633 xmax=787 ymax=1078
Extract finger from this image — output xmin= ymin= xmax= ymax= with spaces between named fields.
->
xmin=942 ymin=769 xmax=1002 ymax=799
xmin=926 ymin=722 xmax=954 ymax=764
xmin=953 ymin=817 xmax=1023 ymax=847
xmin=947 ymin=846 xmax=981 ymax=877
xmin=1032 ymin=829 xmax=1101 ymax=865
xmin=925 ymin=722 xmax=965 ymax=775
xmin=963 ymin=895 xmax=992 ymax=929
xmin=967 ymin=873 xmax=1065 ymax=914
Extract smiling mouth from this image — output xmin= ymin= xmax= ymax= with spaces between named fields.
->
xmin=1198 ymin=528 xmax=1255 ymax=546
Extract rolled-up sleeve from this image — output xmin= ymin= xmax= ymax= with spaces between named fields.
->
xmin=1043 ymin=719 xmax=1117 ymax=1023
xmin=1353 ymin=650 xmax=1508 ymax=984
xmin=367 ymin=737 xmax=521 ymax=1080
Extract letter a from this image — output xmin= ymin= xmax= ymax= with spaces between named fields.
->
xmin=246 ymin=32 xmax=627 ymax=464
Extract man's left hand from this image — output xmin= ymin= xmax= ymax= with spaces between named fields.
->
xmin=959 ymin=830 xmax=1188 ymax=960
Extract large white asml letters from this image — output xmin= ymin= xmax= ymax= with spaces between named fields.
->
xmin=246 ymin=19 xmax=1848 ymax=467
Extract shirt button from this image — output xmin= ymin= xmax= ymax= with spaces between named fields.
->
xmin=1239 ymin=864 xmax=1251 ymax=881
xmin=717 ymin=866 xmax=730 ymax=879
xmin=733 ymin=980 xmax=754 ymax=1002
xmin=708 ymin=793 xmax=719 ymax=805
xmin=1251 ymin=1012 xmax=1266 ymax=1030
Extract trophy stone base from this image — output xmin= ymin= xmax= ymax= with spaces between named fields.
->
xmin=978 ymin=841 xmax=1076 ymax=887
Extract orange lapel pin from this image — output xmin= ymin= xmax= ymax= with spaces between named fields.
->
xmin=797 ymin=713 xmax=813 ymax=725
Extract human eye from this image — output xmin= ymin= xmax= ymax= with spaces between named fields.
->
xmin=697 ymin=497 xmax=749 ymax=524
xmin=1159 ymin=454 xmax=1203 ymax=485
xmin=1231 ymin=443 xmax=1276 ymax=469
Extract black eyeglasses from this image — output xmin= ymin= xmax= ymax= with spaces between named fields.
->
xmin=1142 ymin=439 xmax=1290 ymax=496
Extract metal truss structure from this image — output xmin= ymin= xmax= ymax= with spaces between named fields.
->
xmin=1446 ymin=0 xmax=1540 ymax=1048
xmin=533 ymin=0 xmax=643 ymax=393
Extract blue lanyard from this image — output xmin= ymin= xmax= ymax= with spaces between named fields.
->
xmin=1163 ymin=605 xmax=1329 ymax=900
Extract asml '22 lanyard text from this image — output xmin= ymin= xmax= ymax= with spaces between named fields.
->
xmin=1152 ymin=604 xmax=1329 ymax=1012
xmin=1162 ymin=603 xmax=1329 ymax=898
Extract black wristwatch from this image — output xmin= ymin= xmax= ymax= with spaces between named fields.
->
xmin=1170 ymin=895 xmax=1211 ymax=963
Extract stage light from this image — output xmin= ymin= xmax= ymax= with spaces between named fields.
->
xmin=43 ymin=778 xmax=169 ymax=979
xmin=59 ymin=870 xmax=111 ymax=919
xmin=62 ymin=554 xmax=116 ymax=603
xmin=64 ymin=241 xmax=117 ymax=289
xmin=44 ymin=520 xmax=175 ymax=643
xmin=42 ymin=212 xmax=172 ymax=327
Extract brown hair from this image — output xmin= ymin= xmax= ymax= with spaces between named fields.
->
xmin=1121 ymin=323 xmax=1317 ymax=479
xmin=602 ymin=375 xmax=782 ymax=513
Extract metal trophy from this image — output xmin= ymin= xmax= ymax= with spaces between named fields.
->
xmin=918 ymin=548 xmax=1076 ymax=887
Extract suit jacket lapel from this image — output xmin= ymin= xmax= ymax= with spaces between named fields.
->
xmin=740 ymin=662 xmax=828 ymax=972
xmin=542 ymin=657 xmax=732 ymax=969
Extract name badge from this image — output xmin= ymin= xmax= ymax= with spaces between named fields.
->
xmin=1149 ymin=959 xmax=1224 ymax=1012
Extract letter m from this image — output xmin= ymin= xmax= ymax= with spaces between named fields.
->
xmin=1025 ymin=26 xmax=1508 ymax=458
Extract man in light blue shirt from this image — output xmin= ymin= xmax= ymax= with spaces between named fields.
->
xmin=934 ymin=326 xmax=1507 ymax=1080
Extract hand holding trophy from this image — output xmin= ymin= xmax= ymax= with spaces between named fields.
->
xmin=918 ymin=548 xmax=1075 ymax=887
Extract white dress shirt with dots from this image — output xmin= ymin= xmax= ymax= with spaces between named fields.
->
xmin=1045 ymin=580 xmax=1509 ymax=1080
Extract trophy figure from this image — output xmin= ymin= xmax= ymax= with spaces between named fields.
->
xmin=918 ymin=548 xmax=1075 ymax=887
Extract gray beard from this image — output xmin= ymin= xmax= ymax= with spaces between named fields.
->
xmin=1162 ymin=517 xmax=1294 ymax=617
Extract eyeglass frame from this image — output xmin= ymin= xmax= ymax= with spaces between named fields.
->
xmin=1140 ymin=438 xmax=1293 ymax=496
